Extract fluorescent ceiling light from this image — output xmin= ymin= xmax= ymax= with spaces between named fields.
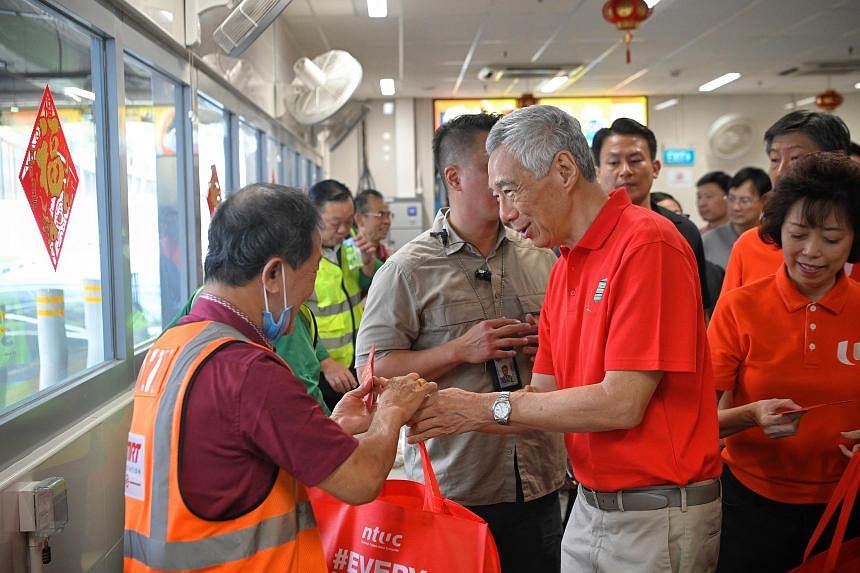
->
xmin=654 ymin=98 xmax=678 ymax=111
xmin=783 ymin=96 xmax=815 ymax=110
xmin=698 ymin=73 xmax=741 ymax=92
xmin=382 ymin=101 xmax=394 ymax=115
xmin=855 ymin=81 xmax=860 ymax=89
xmin=539 ymin=75 xmax=569 ymax=94
xmin=63 ymin=86 xmax=96 ymax=101
xmin=612 ymin=68 xmax=648 ymax=91
xmin=645 ymin=0 xmax=662 ymax=7
xmin=367 ymin=0 xmax=387 ymax=18
xmin=379 ymin=78 xmax=395 ymax=96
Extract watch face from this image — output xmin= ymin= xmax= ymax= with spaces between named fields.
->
xmin=493 ymin=400 xmax=510 ymax=421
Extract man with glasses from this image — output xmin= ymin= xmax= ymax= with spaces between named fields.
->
xmin=354 ymin=189 xmax=393 ymax=263
xmin=308 ymin=180 xmax=381 ymax=410
xmin=702 ymin=167 xmax=771 ymax=269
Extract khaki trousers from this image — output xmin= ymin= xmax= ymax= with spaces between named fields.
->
xmin=561 ymin=488 xmax=721 ymax=572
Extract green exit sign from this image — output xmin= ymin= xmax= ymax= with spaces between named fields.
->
xmin=663 ymin=149 xmax=696 ymax=165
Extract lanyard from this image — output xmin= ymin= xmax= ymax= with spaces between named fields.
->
xmin=451 ymin=241 xmax=506 ymax=320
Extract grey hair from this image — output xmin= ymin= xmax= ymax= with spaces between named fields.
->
xmin=485 ymin=105 xmax=596 ymax=182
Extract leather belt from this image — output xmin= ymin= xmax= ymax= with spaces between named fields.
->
xmin=579 ymin=479 xmax=720 ymax=512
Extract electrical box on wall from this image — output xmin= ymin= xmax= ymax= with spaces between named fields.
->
xmin=16 ymin=477 xmax=68 ymax=536
xmin=386 ymin=199 xmax=424 ymax=252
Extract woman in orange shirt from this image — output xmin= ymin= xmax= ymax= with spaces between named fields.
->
xmin=709 ymin=153 xmax=860 ymax=572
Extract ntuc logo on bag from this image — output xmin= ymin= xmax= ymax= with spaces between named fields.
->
xmin=361 ymin=526 xmax=403 ymax=551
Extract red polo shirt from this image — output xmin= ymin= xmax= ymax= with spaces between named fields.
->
xmin=534 ymin=190 xmax=721 ymax=491
xmin=177 ymin=297 xmax=358 ymax=520
xmin=709 ymin=266 xmax=860 ymax=504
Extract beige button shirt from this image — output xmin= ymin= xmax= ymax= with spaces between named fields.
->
xmin=356 ymin=209 xmax=567 ymax=506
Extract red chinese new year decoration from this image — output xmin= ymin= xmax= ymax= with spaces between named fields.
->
xmin=815 ymin=89 xmax=843 ymax=112
xmin=602 ymin=0 xmax=652 ymax=64
xmin=18 ymin=85 xmax=80 ymax=271
xmin=206 ymin=164 xmax=222 ymax=215
xmin=517 ymin=93 xmax=538 ymax=108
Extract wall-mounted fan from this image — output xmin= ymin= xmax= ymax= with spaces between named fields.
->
xmin=708 ymin=113 xmax=755 ymax=160
xmin=285 ymin=50 xmax=363 ymax=126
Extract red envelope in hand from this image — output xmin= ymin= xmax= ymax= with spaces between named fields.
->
xmin=361 ymin=344 xmax=376 ymax=410
xmin=778 ymin=400 xmax=854 ymax=415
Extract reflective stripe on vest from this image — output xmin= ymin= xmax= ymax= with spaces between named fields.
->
xmin=308 ymin=248 xmax=363 ymax=366
xmin=124 ymin=322 xmax=324 ymax=571
xmin=123 ymin=501 xmax=317 ymax=570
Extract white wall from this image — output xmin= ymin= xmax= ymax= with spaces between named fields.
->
xmin=647 ymin=94 xmax=860 ymax=226
xmin=331 ymin=93 xmax=860 ymax=229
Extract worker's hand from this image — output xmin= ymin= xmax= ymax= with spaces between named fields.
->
xmin=376 ymin=372 xmax=437 ymax=426
xmin=320 ymin=358 xmax=357 ymax=393
xmin=752 ymin=398 xmax=804 ymax=439
xmin=455 ymin=318 xmax=533 ymax=364
xmin=839 ymin=429 xmax=860 ymax=459
xmin=353 ymin=233 xmax=377 ymax=266
xmin=331 ymin=381 xmax=376 ymax=435
xmin=521 ymin=313 xmax=540 ymax=364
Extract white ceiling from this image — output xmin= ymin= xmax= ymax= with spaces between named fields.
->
xmin=280 ymin=0 xmax=860 ymax=101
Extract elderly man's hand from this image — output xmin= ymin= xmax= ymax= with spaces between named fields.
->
xmin=839 ymin=429 xmax=860 ymax=459
xmin=456 ymin=318 xmax=533 ymax=364
xmin=376 ymin=373 xmax=437 ymax=425
xmin=320 ymin=358 xmax=357 ymax=392
xmin=406 ymin=387 xmax=484 ymax=443
xmin=752 ymin=398 xmax=805 ymax=439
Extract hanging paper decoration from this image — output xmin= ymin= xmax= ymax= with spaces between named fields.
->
xmin=517 ymin=93 xmax=538 ymax=108
xmin=602 ymin=0 xmax=652 ymax=64
xmin=18 ymin=85 xmax=80 ymax=271
xmin=206 ymin=164 xmax=222 ymax=215
xmin=814 ymin=89 xmax=843 ymax=112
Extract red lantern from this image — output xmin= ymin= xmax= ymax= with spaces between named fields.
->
xmin=517 ymin=93 xmax=537 ymax=108
xmin=602 ymin=0 xmax=652 ymax=64
xmin=815 ymin=89 xmax=843 ymax=112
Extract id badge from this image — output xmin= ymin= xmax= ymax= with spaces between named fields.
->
xmin=490 ymin=357 xmax=522 ymax=391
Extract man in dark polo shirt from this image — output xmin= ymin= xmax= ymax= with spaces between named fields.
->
xmin=591 ymin=119 xmax=714 ymax=311
xmin=125 ymin=183 xmax=433 ymax=571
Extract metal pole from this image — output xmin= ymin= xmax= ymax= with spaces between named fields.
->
xmin=36 ymin=289 xmax=67 ymax=390
xmin=0 ymin=304 xmax=7 ymax=408
xmin=83 ymin=279 xmax=104 ymax=367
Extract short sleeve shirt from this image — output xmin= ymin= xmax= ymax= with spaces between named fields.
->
xmin=709 ymin=266 xmax=860 ymax=504
xmin=355 ymin=210 xmax=567 ymax=506
xmin=534 ymin=190 xmax=722 ymax=491
xmin=178 ymin=297 xmax=357 ymax=519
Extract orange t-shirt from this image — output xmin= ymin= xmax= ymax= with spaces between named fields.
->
xmin=721 ymin=228 xmax=860 ymax=295
xmin=535 ymin=190 xmax=721 ymax=491
xmin=709 ymin=266 xmax=860 ymax=504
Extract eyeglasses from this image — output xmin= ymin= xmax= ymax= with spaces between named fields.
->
xmin=365 ymin=210 xmax=394 ymax=220
xmin=727 ymin=196 xmax=756 ymax=207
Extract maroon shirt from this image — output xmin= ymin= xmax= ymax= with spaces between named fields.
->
xmin=177 ymin=297 xmax=358 ymax=519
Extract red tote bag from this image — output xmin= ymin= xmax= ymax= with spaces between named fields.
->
xmin=308 ymin=442 xmax=501 ymax=573
xmin=791 ymin=453 xmax=860 ymax=572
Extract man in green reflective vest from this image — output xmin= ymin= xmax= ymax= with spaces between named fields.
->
xmin=308 ymin=180 xmax=382 ymax=410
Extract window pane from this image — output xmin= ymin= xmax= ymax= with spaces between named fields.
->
xmin=0 ymin=1 xmax=105 ymax=411
xmin=124 ymin=55 xmax=182 ymax=344
xmin=266 ymin=137 xmax=281 ymax=184
xmin=238 ymin=121 xmax=259 ymax=187
xmin=197 ymin=95 xmax=227 ymax=264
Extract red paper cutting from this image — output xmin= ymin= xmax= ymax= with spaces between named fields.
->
xmin=18 ymin=85 xmax=80 ymax=271
xmin=206 ymin=164 xmax=222 ymax=215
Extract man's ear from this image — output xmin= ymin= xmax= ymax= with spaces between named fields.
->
xmin=652 ymin=158 xmax=662 ymax=180
xmin=261 ymin=258 xmax=285 ymax=292
xmin=443 ymin=164 xmax=461 ymax=193
xmin=555 ymin=150 xmax=580 ymax=189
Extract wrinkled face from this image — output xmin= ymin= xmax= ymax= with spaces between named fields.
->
xmin=696 ymin=183 xmax=728 ymax=223
xmin=319 ymin=200 xmax=354 ymax=247
xmin=597 ymin=134 xmax=660 ymax=207
xmin=768 ymin=132 xmax=820 ymax=186
xmin=728 ymin=180 xmax=765 ymax=229
xmin=489 ymin=147 xmax=559 ymax=249
xmin=781 ymin=201 xmax=854 ymax=301
xmin=356 ymin=196 xmax=392 ymax=242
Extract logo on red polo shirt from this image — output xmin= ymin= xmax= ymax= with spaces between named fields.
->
xmin=837 ymin=340 xmax=860 ymax=366
xmin=593 ymin=278 xmax=608 ymax=302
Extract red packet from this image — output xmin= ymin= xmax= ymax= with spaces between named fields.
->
xmin=778 ymin=400 xmax=854 ymax=415
xmin=361 ymin=344 xmax=376 ymax=409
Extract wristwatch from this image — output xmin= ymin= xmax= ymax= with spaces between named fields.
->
xmin=492 ymin=392 xmax=511 ymax=425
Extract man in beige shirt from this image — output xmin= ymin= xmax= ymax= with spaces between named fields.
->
xmin=356 ymin=113 xmax=566 ymax=573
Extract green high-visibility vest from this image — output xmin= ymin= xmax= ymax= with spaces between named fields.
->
xmin=306 ymin=247 xmax=363 ymax=367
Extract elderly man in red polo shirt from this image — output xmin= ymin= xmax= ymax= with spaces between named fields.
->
xmin=409 ymin=105 xmax=722 ymax=573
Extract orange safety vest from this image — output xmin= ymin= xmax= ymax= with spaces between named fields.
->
xmin=123 ymin=321 xmax=327 ymax=572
